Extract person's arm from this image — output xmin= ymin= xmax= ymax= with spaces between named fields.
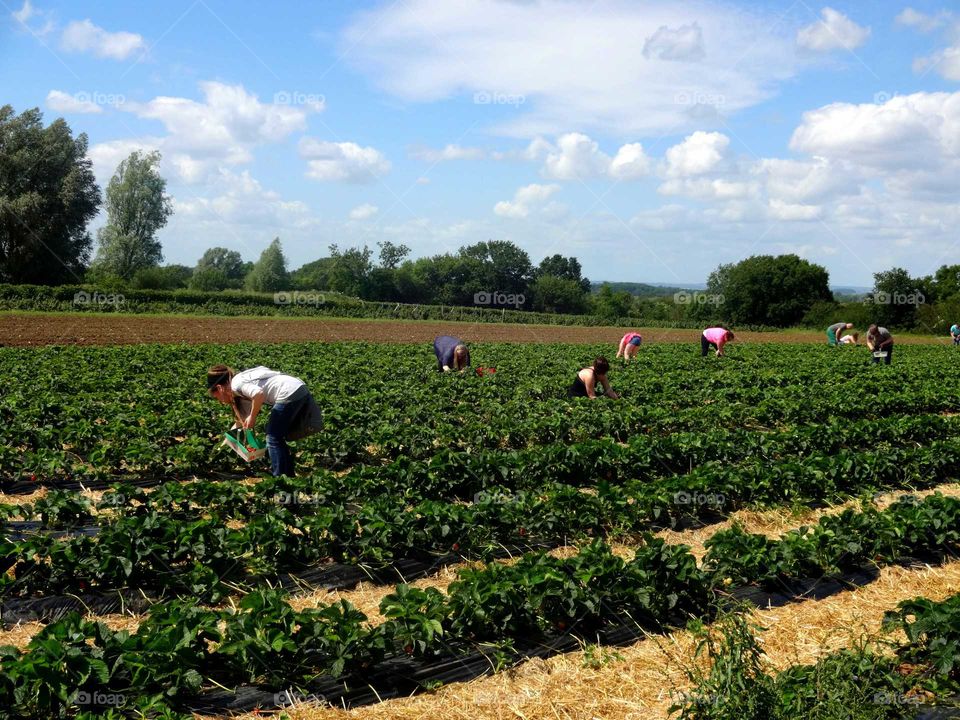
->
xmin=866 ymin=336 xmax=875 ymax=351
xmin=604 ymin=383 xmax=619 ymax=399
xmin=715 ymin=337 xmax=726 ymax=356
xmin=835 ymin=327 xmax=843 ymax=343
xmin=879 ymin=335 xmax=894 ymax=349
xmin=240 ymin=389 xmax=265 ymax=429
xmin=616 ymin=337 xmax=627 ymax=358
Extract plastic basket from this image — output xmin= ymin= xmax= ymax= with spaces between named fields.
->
xmin=872 ymin=351 xmax=888 ymax=359
xmin=223 ymin=428 xmax=267 ymax=462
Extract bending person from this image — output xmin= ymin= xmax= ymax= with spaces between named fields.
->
xmin=568 ymin=356 xmax=619 ymax=399
xmin=701 ymin=327 xmax=734 ymax=357
xmin=838 ymin=331 xmax=859 ymax=345
xmin=866 ymin=325 xmax=894 ymax=365
xmin=434 ymin=335 xmax=471 ymax=372
xmin=951 ymin=323 xmax=960 ymax=346
xmin=827 ymin=322 xmax=854 ymax=346
xmin=207 ymin=364 xmax=317 ymax=477
xmin=616 ymin=331 xmax=643 ymax=363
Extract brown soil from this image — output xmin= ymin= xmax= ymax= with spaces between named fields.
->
xmin=0 ymin=313 xmax=942 ymax=347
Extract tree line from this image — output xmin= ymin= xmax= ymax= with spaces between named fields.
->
xmin=0 ymin=105 xmax=956 ymax=331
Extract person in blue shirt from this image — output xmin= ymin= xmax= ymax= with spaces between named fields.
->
xmin=433 ymin=335 xmax=471 ymax=372
xmin=951 ymin=324 xmax=960 ymax=346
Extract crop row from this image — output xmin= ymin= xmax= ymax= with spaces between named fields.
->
xmin=2 ymin=342 xmax=959 ymax=481
xmin=2 ymin=493 xmax=959 ymax=718
xmin=3 ymin=423 xmax=959 ymax=603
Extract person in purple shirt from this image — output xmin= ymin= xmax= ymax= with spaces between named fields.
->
xmin=701 ymin=327 xmax=735 ymax=357
xmin=433 ymin=335 xmax=471 ymax=372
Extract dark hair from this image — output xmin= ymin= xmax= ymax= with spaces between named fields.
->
xmin=868 ymin=324 xmax=878 ymax=334
xmin=593 ymin=356 xmax=610 ymax=375
xmin=206 ymin=364 xmax=235 ymax=390
xmin=726 ymin=330 xmax=735 ymax=341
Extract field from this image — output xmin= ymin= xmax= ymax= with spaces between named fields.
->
xmin=2 ymin=329 xmax=960 ymax=719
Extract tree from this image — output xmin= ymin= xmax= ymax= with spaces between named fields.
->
xmin=591 ymin=283 xmax=634 ymax=319
xmin=536 ymin=254 xmax=591 ymax=292
xmin=377 ymin=241 xmax=410 ymax=270
xmin=188 ymin=267 xmax=231 ymax=291
xmin=327 ymin=244 xmax=372 ymax=297
xmin=0 ymin=106 xmax=101 ymax=284
xmin=245 ymin=237 xmax=289 ymax=292
xmin=459 ymin=240 xmax=533 ymax=295
xmin=705 ymin=254 xmax=832 ymax=327
xmin=932 ymin=264 xmax=960 ymax=302
xmin=93 ymin=150 xmax=172 ymax=281
xmin=870 ymin=267 xmax=926 ymax=328
xmin=291 ymin=257 xmax=334 ymax=291
xmin=195 ymin=247 xmax=245 ymax=282
xmin=132 ymin=264 xmax=191 ymax=290
xmin=530 ymin=275 xmax=589 ymax=314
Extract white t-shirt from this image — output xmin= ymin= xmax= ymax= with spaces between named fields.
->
xmin=231 ymin=366 xmax=304 ymax=405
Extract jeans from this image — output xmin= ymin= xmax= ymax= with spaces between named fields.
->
xmin=701 ymin=335 xmax=718 ymax=357
xmin=872 ymin=344 xmax=893 ymax=365
xmin=265 ymin=392 xmax=309 ymax=477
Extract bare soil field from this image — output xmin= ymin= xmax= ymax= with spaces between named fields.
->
xmin=0 ymin=312 xmax=943 ymax=347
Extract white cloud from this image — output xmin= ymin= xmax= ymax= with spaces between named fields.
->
xmin=914 ymin=45 xmax=960 ymax=81
xmin=754 ymin=157 xmax=860 ymax=203
xmin=46 ymin=89 xmax=102 ymax=114
xmin=342 ymin=0 xmax=798 ymax=136
xmin=534 ymin=133 xmax=650 ymax=180
xmin=12 ymin=0 xmax=34 ymax=23
xmin=789 ymin=92 xmax=960 ymax=170
xmin=659 ymin=177 xmax=757 ymax=200
xmin=11 ymin=0 xmax=54 ymax=36
xmin=895 ymin=8 xmax=951 ymax=33
xmin=542 ymin=133 xmax=611 ymax=180
xmin=663 ymin=131 xmax=729 ymax=177
xmin=87 ymin=137 xmax=162 ymax=186
xmin=796 ymin=7 xmax=870 ymax=52
xmin=642 ymin=22 xmax=705 ymax=61
xmin=349 ymin=203 xmax=379 ymax=220
xmin=60 ymin=18 xmax=145 ymax=60
xmin=609 ymin=143 xmax=652 ymax=179
xmin=299 ymin=138 xmax=391 ymax=182
xmin=409 ymin=144 xmax=485 ymax=162
xmin=494 ymin=183 xmax=560 ymax=218
xmin=768 ymin=199 xmax=822 ymax=220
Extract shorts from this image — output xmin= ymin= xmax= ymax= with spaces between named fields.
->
xmin=628 ymin=336 xmax=642 ymax=347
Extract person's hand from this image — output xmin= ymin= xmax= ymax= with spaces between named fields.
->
xmin=442 ymin=365 xmax=451 ymax=372
xmin=243 ymin=414 xmax=255 ymax=430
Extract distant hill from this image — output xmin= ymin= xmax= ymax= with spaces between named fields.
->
xmin=591 ymin=281 xmax=701 ymax=297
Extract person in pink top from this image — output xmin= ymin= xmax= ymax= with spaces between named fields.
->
xmin=615 ymin=331 xmax=643 ymax=363
xmin=701 ymin=327 xmax=735 ymax=357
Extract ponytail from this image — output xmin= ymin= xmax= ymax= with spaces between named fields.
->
xmin=206 ymin=364 xmax=235 ymax=390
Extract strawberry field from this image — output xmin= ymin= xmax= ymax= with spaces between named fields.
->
xmin=2 ymin=340 xmax=960 ymax=719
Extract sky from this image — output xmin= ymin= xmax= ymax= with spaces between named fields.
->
xmin=2 ymin=0 xmax=959 ymax=287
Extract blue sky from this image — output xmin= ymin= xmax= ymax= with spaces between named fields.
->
xmin=2 ymin=0 xmax=960 ymax=286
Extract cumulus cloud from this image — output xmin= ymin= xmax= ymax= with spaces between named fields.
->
xmin=534 ymin=133 xmax=650 ymax=180
xmin=895 ymin=8 xmax=951 ymax=33
xmin=768 ymin=199 xmax=823 ymax=220
xmin=796 ymin=7 xmax=870 ymax=52
xmin=663 ymin=131 xmax=729 ymax=177
xmin=409 ymin=144 xmax=485 ymax=162
xmin=789 ymin=91 xmax=960 ymax=170
xmin=659 ymin=177 xmax=757 ymax=200
xmin=341 ymin=0 xmax=798 ymax=136
xmin=349 ymin=203 xmax=379 ymax=220
xmin=61 ymin=18 xmax=145 ymax=60
xmin=494 ymin=183 xmax=560 ymax=218
xmin=46 ymin=89 xmax=102 ymax=114
xmin=299 ymin=138 xmax=391 ymax=182
xmin=642 ymin=22 xmax=705 ymax=61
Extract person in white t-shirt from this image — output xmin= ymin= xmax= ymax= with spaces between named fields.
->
xmin=207 ymin=364 xmax=314 ymax=477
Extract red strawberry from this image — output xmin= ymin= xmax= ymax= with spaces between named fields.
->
xmin=404 ymin=644 xmax=414 ymax=655
xmin=452 ymin=543 xmax=460 ymax=551
xmin=518 ymin=527 xmax=527 ymax=536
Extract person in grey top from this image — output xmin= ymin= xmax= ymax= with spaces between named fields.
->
xmin=866 ymin=325 xmax=894 ymax=364
xmin=826 ymin=322 xmax=853 ymax=346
